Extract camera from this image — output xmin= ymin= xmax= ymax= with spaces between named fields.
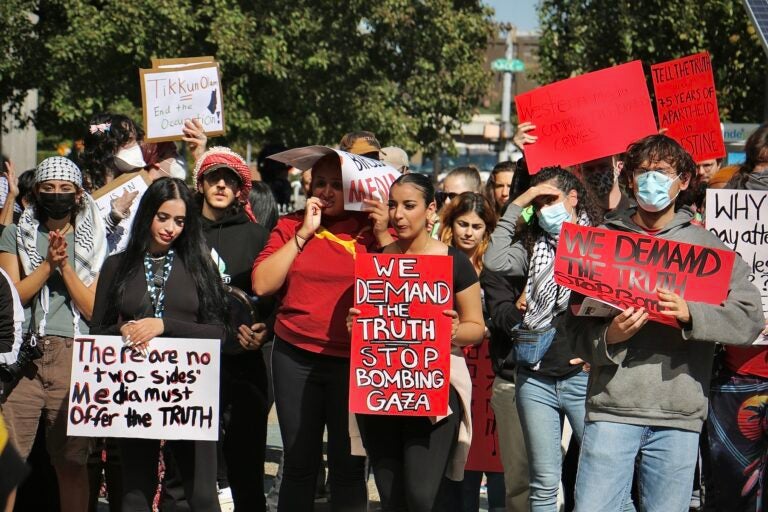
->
xmin=0 ymin=335 xmax=43 ymax=383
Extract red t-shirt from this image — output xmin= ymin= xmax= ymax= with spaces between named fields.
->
xmin=253 ymin=211 xmax=380 ymax=358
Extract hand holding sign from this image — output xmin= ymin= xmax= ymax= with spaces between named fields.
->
xmin=513 ymin=121 xmax=538 ymax=148
xmin=606 ymin=307 xmax=650 ymax=344
xmin=657 ymin=288 xmax=691 ymax=324
xmin=121 ymin=318 xmax=164 ymax=351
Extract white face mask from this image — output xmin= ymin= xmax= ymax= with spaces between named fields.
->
xmin=114 ymin=144 xmax=146 ymax=172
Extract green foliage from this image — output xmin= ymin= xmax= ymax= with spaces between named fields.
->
xmin=536 ymin=0 xmax=768 ymax=122
xmin=1 ymin=0 xmax=494 ymax=154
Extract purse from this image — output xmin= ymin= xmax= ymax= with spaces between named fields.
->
xmin=508 ymin=323 xmax=557 ymax=367
xmin=222 ymin=284 xmax=261 ymax=355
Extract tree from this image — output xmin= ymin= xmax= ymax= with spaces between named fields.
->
xmin=536 ymin=0 xmax=768 ymax=123
xmin=1 ymin=0 xmax=494 ymax=154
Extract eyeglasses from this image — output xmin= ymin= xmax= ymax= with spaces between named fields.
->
xmin=632 ymin=167 xmax=678 ymax=179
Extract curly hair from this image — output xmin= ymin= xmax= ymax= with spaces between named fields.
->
xmin=520 ymin=166 xmax=603 ymax=256
xmin=80 ymin=113 xmax=144 ymax=191
xmin=439 ymin=192 xmax=497 ymax=270
xmin=622 ymin=135 xmax=695 ymax=194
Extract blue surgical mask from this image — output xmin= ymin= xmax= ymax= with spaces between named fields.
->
xmin=536 ymin=201 xmax=572 ymax=236
xmin=635 ymin=171 xmax=679 ymax=212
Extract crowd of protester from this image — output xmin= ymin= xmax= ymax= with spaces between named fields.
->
xmin=0 ymin=112 xmax=765 ymax=512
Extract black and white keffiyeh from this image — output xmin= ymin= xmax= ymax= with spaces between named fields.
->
xmin=522 ymin=213 xmax=590 ymax=330
xmin=34 ymin=156 xmax=83 ymax=187
xmin=17 ymin=158 xmax=106 ymax=336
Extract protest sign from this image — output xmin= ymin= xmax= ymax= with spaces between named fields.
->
xmin=151 ymin=56 xmax=215 ymax=69
xmin=707 ymin=189 xmax=768 ymax=343
xmin=140 ymin=62 xmax=225 ymax=142
xmin=67 ymin=336 xmax=220 ymax=440
xmin=554 ymin=223 xmax=736 ymax=327
xmin=267 ymin=145 xmax=401 ymax=211
xmin=92 ymin=171 xmax=151 ymax=255
xmin=350 ymin=254 xmax=452 ymax=416
xmin=652 ymin=52 xmax=725 ymax=162
xmin=515 ymin=60 xmax=657 ymax=173
xmin=463 ymin=339 xmax=502 ymax=473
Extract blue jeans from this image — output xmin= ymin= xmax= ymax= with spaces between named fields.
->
xmin=574 ymin=421 xmax=700 ymax=512
xmin=516 ymin=368 xmax=588 ymax=512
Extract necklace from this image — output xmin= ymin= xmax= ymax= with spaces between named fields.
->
xmin=143 ymin=249 xmax=175 ymax=317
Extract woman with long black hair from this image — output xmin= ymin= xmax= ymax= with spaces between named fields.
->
xmin=91 ymin=177 xmax=229 ymax=512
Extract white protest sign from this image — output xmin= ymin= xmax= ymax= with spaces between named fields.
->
xmin=140 ymin=62 xmax=225 ymax=142
xmin=706 ymin=189 xmax=768 ymax=344
xmin=267 ymin=145 xmax=401 ymax=211
xmin=92 ymin=171 xmax=151 ymax=255
xmin=67 ymin=336 xmax=220 ymax=440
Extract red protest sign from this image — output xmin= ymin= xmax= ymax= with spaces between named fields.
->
xmin=350 ymin=254 xmax=453 ymax=416
xmin=515 ymin=61 xmax=657 ymax=174
xmin=652 ymin=52 xmax=725 ymax=162
xmin=463 ymin=339 xmax=503 ymax=473
xmin=554 ymin=223 xmax=736 ymax=327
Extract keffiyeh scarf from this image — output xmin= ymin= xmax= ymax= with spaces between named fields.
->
xmin=522 ymin=213 xmax=590 ymax=330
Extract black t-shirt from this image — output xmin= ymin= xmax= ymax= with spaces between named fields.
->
xmin=448 ymin=246 xmax=479 ymax=297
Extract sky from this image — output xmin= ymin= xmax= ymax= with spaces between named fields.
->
xmin=484 ymin=0 xmax=539 ymax=31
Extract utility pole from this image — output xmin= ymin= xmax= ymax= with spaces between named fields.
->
xmin=498 ymin=24 xmax=516 ymax=162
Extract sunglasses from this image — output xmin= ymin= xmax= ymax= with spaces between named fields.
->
xmin=435 ymin=191 xmax=459 ymax=209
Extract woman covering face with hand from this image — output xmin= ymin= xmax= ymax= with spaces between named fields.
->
xmin=90 ymin=178 xmax=229 ymax=512
xmin=347 ymin=173 xmax=485 ymax=512
xmin=251 ymin=152 xmax=393 ymax=512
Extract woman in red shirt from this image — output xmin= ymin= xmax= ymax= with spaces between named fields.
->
xmin=252 ymin=153 xmax=391 ymax=511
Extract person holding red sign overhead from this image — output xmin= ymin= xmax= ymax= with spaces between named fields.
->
xmin=483 ymin=166 xmax=602 ymax=512
xmin=251 ymin=152 xmax=393 ymax=512
xmin=564 ymin=134 xmax=764 ymax=512
xmin=347 ymin=173 xmax=485 ymax=512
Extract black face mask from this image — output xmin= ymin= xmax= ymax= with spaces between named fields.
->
xmin=37 ymin=192 xmax=77 ymax=220
xmin=584 ymin=168 xmax=616 ymax=198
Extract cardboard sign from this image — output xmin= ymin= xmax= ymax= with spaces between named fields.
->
xmin=707 ymin=189 xmax=768 ymax=343
xmin=267 ymin=146 xmax=401 ymax=211
xmin=652 ymin=52 xmax=726 ymax=162
xmin=151 ymin=56 xmax=215 ymax=69
xmin=92 ymin=171 xmax=151 ymax=255
xmin=554 ymin=223 xmax=736 ymax=326
xmin=140 ymin=62 xmax=225 ymax=142
xmin=67 ymin=336 xmax=220 ymax=440
xmin=463 ymin=339 xmax=503 ymax=473
xmin=515 ymin=61 xmax=657 ymax=173
xmin=350 ymin=254 xmax=452 ymax=416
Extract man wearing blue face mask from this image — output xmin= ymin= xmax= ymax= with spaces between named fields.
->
xmin=565 ymin=135 xmax=764 ymax=512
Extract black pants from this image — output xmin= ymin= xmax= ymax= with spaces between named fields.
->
xmin=117 ymin=438 xmax=220 ymax=512
xmin=271 ymin=337 xmax=367 ymax=512
xmin=358 ymin=387 xmax=461 ymax=512
xmin=219 ymin=351 xmax=269 ymax=511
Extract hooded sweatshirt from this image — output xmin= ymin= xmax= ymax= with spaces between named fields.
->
xmin=565 ymin=206 xmax=764 ymax=432
xmin=202 ymin=211 xmax=268 ymax=293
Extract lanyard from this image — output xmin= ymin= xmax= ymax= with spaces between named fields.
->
xmin=143 ymin=249 xmax=174 ymax=318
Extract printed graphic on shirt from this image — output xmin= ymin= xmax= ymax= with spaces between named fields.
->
xmin=210 ymin=247 xmax=231 ymax=284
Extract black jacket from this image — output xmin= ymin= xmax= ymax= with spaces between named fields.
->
xmin=480 ymin=268 xmax=525 ymax=382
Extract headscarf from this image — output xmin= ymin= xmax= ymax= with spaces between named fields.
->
xmin=193 ymin=146 xmax=256 ymax=222
xmin=17 ymin=157 xmax=106 ymax=337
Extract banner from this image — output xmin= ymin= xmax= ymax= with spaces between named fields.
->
xmin=463 ymin=339 xmax=503 ymax=473
xmin=554 ymin=223 xmax=736 ymax=326
xmin=515 ymin=60 xmax=657 ymax=173
xmin=652 ymin=52 xmax=725 ymax=162
xmin=67 ymin=336 xmax=220 ymax=440
xmin=707 ymin=189 xmax=768 ymax=343
xmin=266 ymin=146 xmax=401 ymax=211
xmin=140 ymin=61 xmax=225 ymax=142
xmin=350 ymin=254 xmax=452 ymax=416
xmin=92 ymin=171 xmax=151 ymax=255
